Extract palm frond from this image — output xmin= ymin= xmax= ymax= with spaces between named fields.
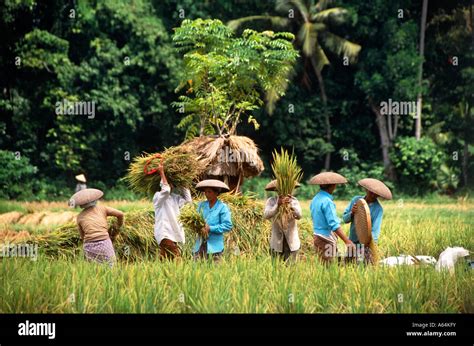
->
xmin=312 ymin=7 xmax=348 ymax=24
xmin=311 ymin=44 xmax=330 ymax=72
xmin=314 ymin=0 xmax=335 ymax=12
xmin=320 ymin=32 xmax=361 ymax=62
xmin=227 ymin=15 xmax=289 ymax=31
xmin=298 ymin=22 xmax=317 ymax=56
xmin=277 ymin=0 xmax=310 ymax=22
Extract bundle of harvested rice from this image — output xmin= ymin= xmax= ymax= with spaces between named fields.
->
xmin=40 ymin=212 xmax=77 ymax=227
xmin=178 ymin=203 xmax=206 ymax=238
xmin=0 ymin=211 xmax=24 ymax=225
xmin=32 ymin=227 xmax=82 ymax=259
xmin=11 ymin=194 xmax=285 ymax=260
xmin=17 ymin=212 xmax=46 ymax=226
xmin=270 ymin=148 xmax=303 ymax=229
xmin=106 ymin=210 xmax=158 ymax=260
xmin=1 ymin=210 xmax=158 ymax=261
xmin=0 ymin=229 xmax=31 ymax=242
xmin=124 ymin=146 xmax=205 ymax=197
xmin=218 ymin=192 xmax=271 ymax=254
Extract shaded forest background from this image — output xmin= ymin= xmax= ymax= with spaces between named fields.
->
xmin=0 ymin=0 xmax=472 ymax=200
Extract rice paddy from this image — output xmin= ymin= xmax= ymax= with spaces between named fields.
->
xmin=0 ymin=197 xmax=472 ymax=313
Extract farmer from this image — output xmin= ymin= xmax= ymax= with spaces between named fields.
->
xmin=309 ymin=172 xmax=355 ymax=264
xmin=342 ymin=178 xmax=392 ymax=263
xmin=70 ymin=188 xmax=124 ymax=266
xmin=153 ymin=162 xmax=192 ymax=260
xmin=264 ymin=180 xmax=302 ymax=262
xmin=75 ymin=174 xmax=87 ymax=192
xmin=193 ymin=179 xmax=233 ymax=262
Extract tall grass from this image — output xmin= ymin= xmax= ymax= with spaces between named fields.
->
xmin=1 ymin=257 xmax=472 ymax=313
xmin=0 ymin=199 xmax=472 ymax=313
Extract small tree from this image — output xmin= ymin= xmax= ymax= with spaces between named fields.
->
xmin=172 ymin=19 xmax=298 ymax=138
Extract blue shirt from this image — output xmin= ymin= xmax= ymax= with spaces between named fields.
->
xmin=342 ymin=196 xmax=384 ymax=243
xmin=310 ymin=190 xmax=341 ymax=237
xmin=193 ymin=199 xmax=233 ymax=254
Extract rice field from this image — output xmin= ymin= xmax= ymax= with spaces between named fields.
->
xmin=0 ymin=197 xmax=473 ymax=313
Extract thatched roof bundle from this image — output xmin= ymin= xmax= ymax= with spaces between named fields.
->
xmin=181 ymin=135 xmax=264 ymax=179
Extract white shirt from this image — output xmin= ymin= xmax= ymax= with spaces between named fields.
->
xmin=153 ymin=182 xmax=192 ymax=244
xmin=264 ymin=196 xmax=302 ymax=252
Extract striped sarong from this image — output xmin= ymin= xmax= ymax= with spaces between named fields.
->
xmin=83 ymin=238 xmax=116 ymax=266
xmin=313 ymin=233 xmax=338 ymax=264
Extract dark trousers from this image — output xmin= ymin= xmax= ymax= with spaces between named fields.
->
xmin=194 ymin=241 xmax=223 ymax=262
xmin=159 ymin=238 xmax=180 ymax=260
xmin=272 ymin=236 xmax=298 ymax=262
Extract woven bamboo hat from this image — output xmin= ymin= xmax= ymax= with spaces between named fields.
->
xmin=69 ymin=188 xmax=103 ymax=207
xmin=265 ymin=180 xmax=301 ymax=191
xmin=309 ymin=172 xmax=348 ymax=185
xmin=354 ymin=198 xmax=372 ymax=245
xmin=75 ymin=174 xmax=87 ymax=183
xmin=358 ymin=178 xmax=392 ymax=200
xmin=196 ymin=179 xmax=230 ymax=192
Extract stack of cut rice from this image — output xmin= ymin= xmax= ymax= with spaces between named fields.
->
xmin=124 ymin=146 xmax=205 ymax=197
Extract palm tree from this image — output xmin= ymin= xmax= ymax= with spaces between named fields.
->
xmin=228 ymin=0 xmax=361 ymax=170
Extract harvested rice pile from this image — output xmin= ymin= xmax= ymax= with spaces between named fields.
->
xmin=0 ymin=229 xmax=31 ymax=242
xmin=124 ymin=146 xmax=205 ymax=197
xmin=0 ymin=212 xmax=24 ymax=225
xmin=218 ymin=193 xmax=271 ymax=255
xmin=179 ymin=203 xmax=207 ymax=238
xmin=1 ymin=211 xmax=158 ymax=261
xmin=3 ymin=194 xmax=278 ymax=260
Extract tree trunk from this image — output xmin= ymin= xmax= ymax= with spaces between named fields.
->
xmin=416 ymin=0 xmax=428 ymax=140
xmin=462 ymin=139 xmax=469 ymax=187
xmin=312 ymin=59 xmax=332 ymax=170
xmin=370 ymin=99 xmax=397 ymax=181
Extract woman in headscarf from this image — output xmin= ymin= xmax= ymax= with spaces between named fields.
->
xmin=193 ymin=179 xmax=233 ymax=262
xmin=342 ymin=178 xmax=392 ymax=264
xmin=70 ymin=188 xmax=123 ymax=266
xmin=264 ymin=180 xmax=302 ymax=262
xmin=152 ymin=162 xmax=192 ymax=260
xmin=309 ymin=172 xmax=355 ymax=264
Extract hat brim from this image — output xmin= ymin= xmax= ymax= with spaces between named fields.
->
xmin=309 ymin=172 xmax=348 ymax=185
xmin=195 ymin=179 xmax=230 ymax=192
xmin=70 ymin=188 xmax=103 ymax=207
xmin=75 ymin=174 xmax=87 ymax=183
xmin=358 ymin=178 xmax=392 ymax=200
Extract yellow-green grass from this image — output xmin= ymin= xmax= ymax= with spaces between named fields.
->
xmin=1 ymin=257 xmax=472 ymax=313
xmin=0 ymin=199 xmax=472 ymax=313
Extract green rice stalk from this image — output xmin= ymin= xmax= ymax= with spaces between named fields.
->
xmin=179 ymin=203 xmax=206 ymax=238
xmin=270 ymin=148 xmax=302 ymax=229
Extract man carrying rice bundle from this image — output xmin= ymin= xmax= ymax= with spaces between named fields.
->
xmin=193 ymin=179 xmax=233 ymax=262
xmin=153 ymin=162 xmax=192 ymax=260
xmin=309 ymin=172 xmax=355 ymax=264
xmin=70 ymin=188 xmax=124 ymax=266
xmin=264 ymin=180 xmax=302 ymax=262
xmin=342 ymin=178 xmax=392 ymax=264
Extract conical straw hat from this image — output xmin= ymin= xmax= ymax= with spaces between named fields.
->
xmin=196 ymin=179 xmax=230 ymax=192
xmin=358 ymin=178 xmax=392 ymax=200
xmin=309 ymin=172 xmax=348 ymax=185
xmin=75 ymin=174 xmax=87 ymax=183
xmin=265 ymin=179 xmax=301 ymax=191
xmin=354 ymin=198 xmax=372 ymax=245
xmin=69 ymin=188 xmax=103 ymax=207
